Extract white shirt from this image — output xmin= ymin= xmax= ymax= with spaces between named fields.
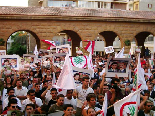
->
xmin=14 ymin=86 xmax=28 ymax=97
xmin=76 ymin=85 xmax=94 ymax=108
xmin=64 ymin=97 xmax=77 ymax=109
xmin=3 ymin=97 xmax=22 ymax=110
xmin=22 ymin=97 xmax=43 ymax=111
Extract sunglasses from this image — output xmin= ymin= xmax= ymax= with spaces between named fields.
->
xmin=12 ymin=105 xmax=18 ymax=108
xmin=147 ymin=105 xmax=153 ymax=107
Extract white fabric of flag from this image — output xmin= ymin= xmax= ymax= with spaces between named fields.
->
xmin=115 ymin=47 xmax=124 ymax=58
xmin=55 ymin=54 xmax=76 ymax=89
xmin=132 ymin=53 xmax=148 ymax=91
xmin=100 ymin=93 xmax=107 ymax=116
xmin=114 ymin=90 xmax=141 ymax=116
xmin=52 ymin=72 xmax=56 ymax=85
xmin=70 ymin=56 xmax=87 ymax=68
xmin=33 ymin=45 xmax=38 ymax=56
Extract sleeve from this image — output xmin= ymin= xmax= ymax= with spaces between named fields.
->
xmin=48 ymin=105 xmax=55 ymax=114
xmin=24 ymin=87 xmax=28 ymax=96
xmin=37 ymin=98 xmax=43 ymax=107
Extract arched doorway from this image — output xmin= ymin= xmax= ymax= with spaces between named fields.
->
xmin=52 ymin=30 xmax=82 ymax=56
xmin=96 ymin=31 xmax=121 ymax=55
xmin=134 ymin=31 xmax=154 ymax=56
xmin=7 ymin=30 xmax=40 ymax=56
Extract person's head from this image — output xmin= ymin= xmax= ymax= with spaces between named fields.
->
xmin=37 ymin=104 xmax=48 ymax=114
xmin=50 ymin=88 xmax=57 ymax=100
xmin=94 ymin=68 xmax=98 ymax=73
xmin=56 ymin=94 xmax=64 ymax=106
xmin=74 ymin=73 xmax=80 ymax=80
xmin=16 ymin=79 xmax=22 ymax=88
xmin=25 ymin=104 xmax=35 ymax=116
xmin=66 ymin=90 xmax=73 ymax=100
xmin=7 ymin=88 xmax=15 ymax=96
xmin=35 ymin=83 xmax=40 ymax=92
xmin=5 ymin=76 xmax=12 ymax=84
xmin=148 ymin=84 xmax=153 ymax=91
xmin=4 ymin=59 xmax=9 ymax=65
xmin=27 ymin=89 xmax=35 ymax=100
xmin=103 ymin=84 xmax=109 ymax=94
xmin=32 ymin=77 xmax=38 ymax=84
xmin=144 ymin=90 xmax=150 ymax=97
xmin=87 ymin=107 xmax=96 ymax=116
xmin=43 ymin=80 xmax=48 ymax=88
xmin=8 ymin=95 xmax=16 ymax=101
xmin=144 ymin=100 xmax=154 ymax=112
xmin=82 ymin=76 xmax=90 ymax=88
xmin=97 ymin=94 xmax=104 ymax=104
xmin=11 ymin=111 xmax=17 ymax=116
xmin=63 ymin=104 xmax=74 ymax=116
xmin=111 ymin=62 xmax=118 ymax=69
xmin=11 ymin=59 xmax=16 ymax=66
xmin=8 ymin=99 xmax=18 ymax=111
xmin=86 ymin=93 xmax=96 ymax=107
xmin=119 ymin=62 xmax=126 ymax=70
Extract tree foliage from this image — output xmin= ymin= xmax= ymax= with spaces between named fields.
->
xmin=7 ymin=31 xmax=28 ymax=56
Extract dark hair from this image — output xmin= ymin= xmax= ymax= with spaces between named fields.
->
xmin=74 ymin=73 xmax=80 ymax=77
xmin=8 ymin=95 xmax=16 ymax=101
xmin=43 ymin=80 xmax=48 ymax=84
xmin=26 ymin=104 xmax=35 ymax=109
xmin=7 ymin=88 xmax=15 ymax=94
xmin=40 ymin=104 xmax=49 ymax=114
xmin=4 ymin=59 xmax=9 ymax=63
xmin=63 ymin=104 xmax=73 ymax=111
xmin=82 ymin=76 xmax=89 ymax=81
xmin=86 ymin=93 xmax=96 ymax=102
xmin=57 ymin=94 xmax=64 ymax=100
xmin=27 ymin=89 xmax=35 ymax=95
xmin=8 ymin=99 xmax=17 ymax=107
xmin=35 ymin=83 xmax=40 ymax=87
xmin=51 ymin=88 xmax=57 ymax=92
xmin=97 ymin=94 xmax=104 ymax=101
xmin=67 ymin=89 xmax=73 ymax=94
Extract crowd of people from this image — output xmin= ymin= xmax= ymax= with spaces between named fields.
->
xmin=0 ymin=50 xmax=155 ymax=116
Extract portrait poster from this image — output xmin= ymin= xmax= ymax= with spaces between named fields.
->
xmin=72 ymin=66 xmax=93 ymax=78
xmin=56 ymin=44 xmax=71 ymax=56
xmin=23 ymin=54 xmax=36 ymax=64
xmin=0 ymin=50 xmax=6 ymax=55
xmin=0 ymin=55 xmax=19 ymax=70
xmin=105 ymin=57 xmax=131 ymax=77
xmin=104 ymin=46 xmax=114 ymax=54
xmin=42 ymin=54 xmax=53 ymax=68
xmin=7 ymin=110 xmax=23 ymax=116
xmin=53 ymin=53 xmax=66 ymax=69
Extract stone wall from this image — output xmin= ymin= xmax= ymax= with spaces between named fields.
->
xmin=0 ymin=19 xmax=155 ymax=56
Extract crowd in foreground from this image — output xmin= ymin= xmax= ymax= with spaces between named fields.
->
xmin=0 ymin=51 xmax=155 ymax=116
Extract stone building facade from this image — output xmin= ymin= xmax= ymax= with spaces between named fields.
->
xmin=0 ymin=7 xmax=155 ymax=56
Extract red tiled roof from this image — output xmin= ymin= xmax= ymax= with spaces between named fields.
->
xmin=0 ymin=6 xmax=155 ymax=20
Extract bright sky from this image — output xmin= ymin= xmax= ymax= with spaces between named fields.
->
xmin=0 ymin=0 xmax=28 ymax=7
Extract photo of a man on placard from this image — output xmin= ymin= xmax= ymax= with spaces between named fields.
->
xmin=118 ymin=62 xmax=127 ymax=73
xmin=108 ymin=62 xmax=118 ymax=72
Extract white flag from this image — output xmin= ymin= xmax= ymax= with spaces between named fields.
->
xmin=115 ymin=47 xmax=124 ymax=58
xmin=100 ymin=93 xmax=107 ymax=116
xmin=55 ymin=54 xmax=76 ymax=89
xmin=33 ymin=45 xmax=38 ymax=56
xmin=52 ymin=72 xmax=56 ymax=85
xmin=114 ymin=90 xmax=141 ymax=116
xmin=132 ymin=53 xmax=148 ymax=91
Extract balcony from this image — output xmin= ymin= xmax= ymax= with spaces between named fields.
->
xmin=112 ymin=0 xmax=128 ymax=3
